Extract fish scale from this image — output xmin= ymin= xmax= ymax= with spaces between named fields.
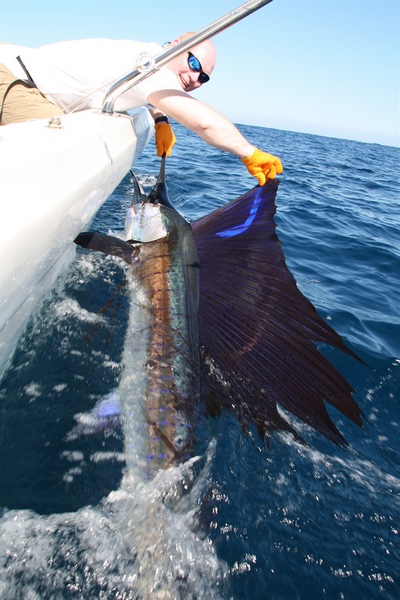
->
xmin=122 ymin=205 xmax=200 ymax=477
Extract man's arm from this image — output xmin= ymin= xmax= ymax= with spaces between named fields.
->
xmin=149 ymin=107 xmax=167 ymax=122
xmin=148 ymin=89 xmax=254 ymax=158
xmin=148 ymin=89 xmax=283 ymax=183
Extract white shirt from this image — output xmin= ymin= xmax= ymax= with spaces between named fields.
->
xmin=1 ymin=39 xmax=183 ymax=113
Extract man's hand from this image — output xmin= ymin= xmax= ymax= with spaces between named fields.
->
xmin=241 ymin=147 xmax=283 ymax=185
xmin=154 ymin=120 xmax=176 ymax=157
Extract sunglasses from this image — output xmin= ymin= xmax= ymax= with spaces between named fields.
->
xmin=187 ymin=52 xmax=210 ymax=84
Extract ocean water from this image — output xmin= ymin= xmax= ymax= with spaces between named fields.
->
xmin=0 ymin=123 xmax=399 ymax=599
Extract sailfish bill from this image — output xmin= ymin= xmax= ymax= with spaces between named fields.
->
xmin=74 ymin=157 xmax=363 ymax=479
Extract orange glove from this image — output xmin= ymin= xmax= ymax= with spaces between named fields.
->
xmin=241 ymin=147 xmax=283 ymax=185
xmin=154 ymin=118 xmax=176 ymax=157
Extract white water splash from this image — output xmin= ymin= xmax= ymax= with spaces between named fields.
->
xmin=0 ymin=441 xmax=227 ymax=599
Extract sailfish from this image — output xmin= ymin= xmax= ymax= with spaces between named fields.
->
xmin=74 ymin=156 xmax=363 ymax=480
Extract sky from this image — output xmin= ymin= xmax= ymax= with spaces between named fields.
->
xmin=1 ymin=0 xmax=399 ymax=147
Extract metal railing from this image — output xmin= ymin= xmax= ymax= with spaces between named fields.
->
xmin=102 ymin=0 xmax=273 ymax=114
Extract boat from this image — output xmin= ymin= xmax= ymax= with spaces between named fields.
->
xmin=0 ymin=0 xmax=272 ymax=379
xmin=0 ymin=107 xmax=153 ymax=378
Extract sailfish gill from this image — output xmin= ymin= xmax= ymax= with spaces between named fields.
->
xmin=74 ymin=157 xmax=364 ymax=480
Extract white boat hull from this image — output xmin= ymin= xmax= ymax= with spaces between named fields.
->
xmin=0 ymin=108 xmax=153 ymax=377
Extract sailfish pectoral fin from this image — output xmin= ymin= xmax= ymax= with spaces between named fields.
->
xmin=192 ymin=180 xmax=364 ymax=445
xmin=74 ymin=232 xmax=135 ymax=264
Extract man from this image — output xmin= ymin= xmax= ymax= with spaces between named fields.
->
xmin=0 ymin=36 xmax=282 ymax=184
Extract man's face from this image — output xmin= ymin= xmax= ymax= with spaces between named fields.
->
xmin=166 ymin=40 xmax=216 ymax=92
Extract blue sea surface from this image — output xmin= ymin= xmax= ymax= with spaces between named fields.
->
xmin=0 ymin=123 xmax=399 ymax=599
